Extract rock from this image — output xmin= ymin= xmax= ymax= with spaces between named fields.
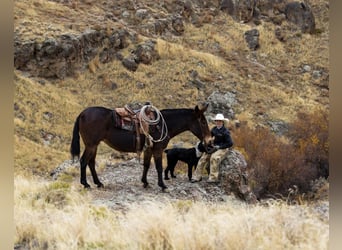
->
xmin=122 ymin=56 xmax=139 ymax=71
xmin=275 ymin=26 xmax=286 ymax=42
xmin=244 ymin=29 xmax=260 ymax=50
xmin=303 ymin=64 xmax=312 ymax=72
xmin=14 ymin=28 xmax=131 ymax=79
xmin=219 ymin=149 xmax=257 ymax=204
xmin=220 ymin=0 xmax=257 ymax=23
xmin=135 ymin=9 xmax=149 ymax=20
xmin=134 ymin=40 xmax=159 ymax=65
xmin=154 ymin=19 xmax=169 ymax=35
xmin=171 ymin=16 xmax=185 ymax=35
xmin=219 ymin=0 xmax=235 ymax=15
xmin=207 ymin=91 xmax=237 ymax=120
xmin=267 ymin=119 xmax=289 ymax=136
xmin=284 ymin=1 xmax=316 ymax=33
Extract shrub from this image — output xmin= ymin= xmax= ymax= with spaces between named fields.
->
xmin=286 ymin=108 xmax=329 ymax=179
xmin=232 ymin=108 xmax=328 ymax=199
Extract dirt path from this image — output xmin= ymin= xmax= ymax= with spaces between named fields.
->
xmin=53 ymin=158 xmax=243 ymax=211
xmin=90 ymin=158 xmax=244 ymax=210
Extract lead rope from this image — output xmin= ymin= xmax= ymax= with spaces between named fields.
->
xmin=139 ymin=105 xmax=168 ymax=143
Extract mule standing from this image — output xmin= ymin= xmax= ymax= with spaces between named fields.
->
xmin=70 ymin=103 xmax=211 ymax=190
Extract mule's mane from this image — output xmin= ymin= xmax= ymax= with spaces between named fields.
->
xmin=161 ymin=108 xmax=192 ymax=115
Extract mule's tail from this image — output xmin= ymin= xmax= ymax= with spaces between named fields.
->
xmin=70 ymin=115 xmax=81 ymax=160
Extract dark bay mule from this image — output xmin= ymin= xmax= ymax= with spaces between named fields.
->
xmin=70 ymin=103 xmax=212 ymax=190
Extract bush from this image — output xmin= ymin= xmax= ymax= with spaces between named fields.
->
xmin=232 ymin=108 xmax=328 ymax=199
xmin=287 ymin=109 xmax=329 ymax=178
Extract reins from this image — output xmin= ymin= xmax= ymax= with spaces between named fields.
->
xmin=139 ymin=105 xmax=168 ymax=143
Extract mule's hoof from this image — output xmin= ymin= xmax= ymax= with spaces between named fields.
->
xmin=164 ymin=177 xmax=170 ymax=180
xmin=159 ymin=182 xmax=167 ymax=190
xmin=81 ymin=182 xmax=91 ymax=188
xmin=171 ymin=176 xmax=177 ymax=179
xmin=190 ymin=177 xmax=202 ymax=183
xmin=143 ymin=183 xmax=149 ymax=188
xmin=97 ymin=183 xmax=104 ymax=188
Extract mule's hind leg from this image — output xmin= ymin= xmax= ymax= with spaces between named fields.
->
xmin=80 ymin=149 xmax=91 ymax=188
xmin=88 ymin=147 xmax=104 ymax=188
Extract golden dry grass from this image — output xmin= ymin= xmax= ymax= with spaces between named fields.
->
xmin=15 ymin=175 xmax=328 ymax=250
xmin=14 ymin=0 xmax=329 ymax=247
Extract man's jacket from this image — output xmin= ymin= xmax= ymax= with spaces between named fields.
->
xmin=211 ymin=126 xmax=233 ymax=149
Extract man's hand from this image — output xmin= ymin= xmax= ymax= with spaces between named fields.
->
xmin=207 ymin=145 xmax=220 ymax=154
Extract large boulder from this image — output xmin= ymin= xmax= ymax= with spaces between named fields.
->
xmin=220 ymin=0 xmax=257 ymax=23
xmin=284 ymin=1 xmax=316 ymax=33
xmin=218 ymin=149 xmax=257 ymax=204
xmin=207 ymin=91 xmax=237 ymax=120
xmin=134 ymin=40 xmax=160 ymax=65
xmin=244 ymin=29 xmax=260 ymax=50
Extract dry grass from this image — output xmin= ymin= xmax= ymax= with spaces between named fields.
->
xmin=15 ymin=175 xmax=328 ymax=250
xmin=13 ymin=0 xmax=329 ymax=247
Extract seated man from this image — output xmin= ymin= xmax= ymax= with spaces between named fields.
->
xmin=191 ymin=113 xmax=233 ymax=183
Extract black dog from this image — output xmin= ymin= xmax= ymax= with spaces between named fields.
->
xmin=164 ymin=142 xmax=206 ymax=181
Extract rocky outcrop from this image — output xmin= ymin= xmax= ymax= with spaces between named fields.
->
xmin=122 ymin=39 xmax=160 ymax=71
xmin=220 ymin=0 xmax=257 ymax=23
xmin=218 ymin=149 xmax=257 ymax=204
xmin=244 ymin=29 xmax=260 ymax=50
xmin=284 ymin=1 xmax=316 ymax=33
xmin=219 ymin=0 xmax=315 ymax=33
xmin=14 ymin=0 xmax=318 ymax=79
xmin=14 ymin=25 xmax=162 ymax=76
xmin=207 ymin=91 xmax=237 ymax=120
xmin=14 ymin=29 xmax=132 ymax=79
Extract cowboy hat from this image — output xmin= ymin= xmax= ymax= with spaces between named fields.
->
xmin=214 ymin=113 xmax=229 ymax=122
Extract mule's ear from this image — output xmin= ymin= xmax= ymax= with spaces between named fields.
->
xmin=196 ymin=102 xmax=209 ymax=112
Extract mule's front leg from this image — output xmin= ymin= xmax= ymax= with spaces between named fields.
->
xmin=141 ymin=147 xmax=152 ymax=188
xmin=154 ymin=155 xmax=167 ymax=190
xmin=80 ymin=154 xmax=90 ymax=188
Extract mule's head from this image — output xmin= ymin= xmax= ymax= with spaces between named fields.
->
xmin=190 ymin=102 xmax=212 ymax=148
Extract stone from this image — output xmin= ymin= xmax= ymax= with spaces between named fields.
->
xmin=219 ymin=149 xmax=257 ymax=204
xmin=285 ymin=1 xmax=316 ymax=33
xmin=244 ymin=29 xmax=260 ymax=50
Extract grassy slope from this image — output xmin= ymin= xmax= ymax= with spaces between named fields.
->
xmin=15 ymin=175 xmax=328 ymax=250
xmin=14 ymin=0 xmax=329 ymax=247
xmin=14 ymin=0 xmax=329 ymax=175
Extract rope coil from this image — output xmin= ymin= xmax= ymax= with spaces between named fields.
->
xmin=139 ymin=105 xmax=168 ymax=142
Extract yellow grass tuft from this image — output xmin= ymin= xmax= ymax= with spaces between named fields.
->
xmin=15 ymin=176 xmax=328 ymax=250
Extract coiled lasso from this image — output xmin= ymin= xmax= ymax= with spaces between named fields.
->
xmin=139 ymin=104 xmax=168 ymax=142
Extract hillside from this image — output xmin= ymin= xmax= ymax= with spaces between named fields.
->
xmin=14 ymin=0 xmax=329 ymax=176
xmin=14 ymin=1 xmax=329 ymax=248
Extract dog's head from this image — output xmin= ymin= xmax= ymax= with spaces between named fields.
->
xmin=195 ymin=141 xmax=207 ymax=158
xmin=197 ymin=137 xmax=216 ymax=154
xmin=196 ymin=141 xmax=206 ymax=152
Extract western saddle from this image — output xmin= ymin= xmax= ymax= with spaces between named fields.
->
xmin=114 ymin=103 xmax=155 ymax=154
